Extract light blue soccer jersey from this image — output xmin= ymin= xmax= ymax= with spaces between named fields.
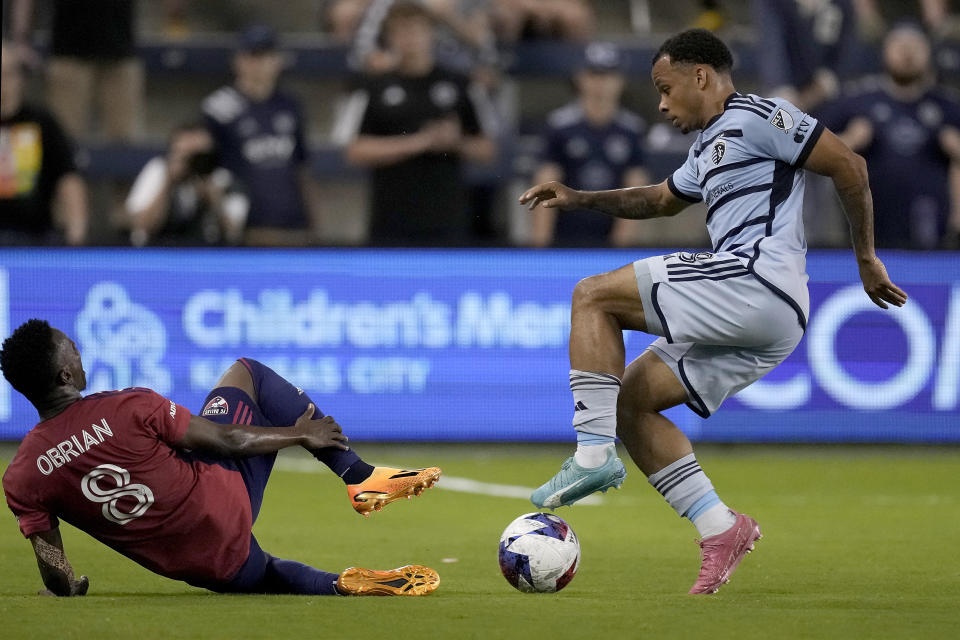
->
xmin=667 ymin=93 xmax=825 ymax=329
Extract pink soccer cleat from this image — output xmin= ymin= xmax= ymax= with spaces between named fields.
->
xmin=688 ymin=510 xmax=762 ymax=594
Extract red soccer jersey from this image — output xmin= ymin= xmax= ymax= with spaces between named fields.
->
xmin=2 ymin=389 xmax=253 ymax=583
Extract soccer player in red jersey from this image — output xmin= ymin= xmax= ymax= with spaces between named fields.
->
xmin=0 ymin=319 xmax=441 ymax=597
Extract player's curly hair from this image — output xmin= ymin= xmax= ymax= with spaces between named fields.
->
xmin=652 ymin=28 xmax=733 ymax=72
xmin=0 ymin=319 xmax=59 ymax=404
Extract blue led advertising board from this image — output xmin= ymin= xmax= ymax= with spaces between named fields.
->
xmin=0 ymin=249 xmax=956 ymax=442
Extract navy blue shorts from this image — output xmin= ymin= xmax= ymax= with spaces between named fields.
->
xmin=186 ymin=386 xmax=276 ymax=521
xmin=184 ymin=386 xmax=277 ymax=592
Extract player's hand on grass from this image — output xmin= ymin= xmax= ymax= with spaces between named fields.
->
xmin=519 ymin=181 xmax=583 ymax=211
xmin=73 ymin=575 xmax=90 ymax=596
xmin=858 ymin=256 xmax=908 ymax=309
xmin=296 ymin=404 xmax=349 ymax=450
xmin=38 ymin=575 xmax=89 ymax=597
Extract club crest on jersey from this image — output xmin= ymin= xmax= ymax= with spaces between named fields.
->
xmin=202 ymin=396 xmax=229 ymax=416
xmin=711 ymin=139 xmax=726 ymax=165
xmin=771 ymin=108 xmax=794 ymax=131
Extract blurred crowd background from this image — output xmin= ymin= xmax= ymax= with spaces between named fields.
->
xmin=3 ymin=0 xmax=960 ymax=250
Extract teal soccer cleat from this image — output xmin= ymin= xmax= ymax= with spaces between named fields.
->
xmin=531 ymin=449 xmax=627 ymax=509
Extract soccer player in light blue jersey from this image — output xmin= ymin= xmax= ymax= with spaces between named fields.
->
xmin=519 ymin=29 xmax=908 ymax=594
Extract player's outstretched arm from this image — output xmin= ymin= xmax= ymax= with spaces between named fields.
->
xmin=802 ymin=128 xmax=908 ymax=309
xmin=519 ymin=179 xmax=689 ymax=220
xmin=28 ymin=528 xmax=89 ymax=597
xmin=177 ymin=404 xmax=349 ymax=458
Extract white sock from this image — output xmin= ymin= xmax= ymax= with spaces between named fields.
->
xmin=574 ymin=443 xmax=614 ymax=469
xmin=570 ymin=370 xmax=620 ymax=460
xmin=647 ymin=454 xmax=736 ymax=537
xmin=691 ymin=503 xmax=736 ymax=538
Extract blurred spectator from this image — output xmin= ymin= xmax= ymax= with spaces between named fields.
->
xmin=0 ymin=41 xmax=87 ymax=245
xmin=530 ymin=43 xmax=649 ymax=247
xmin=691 ymin=1 xmax=727 ymax=31
xmin=202 ymin=25 xmax=321 ymax=246
xmin=10 ymin=0 xmax=144 ymax=142
xmin=821 ymin=23 xmax=960 ymax=249
xmin=854 ymin=0 xmax=957 ymax=41
xmin=341 ymin=0 xmax=506 ymax=243
xmin=344 ymin=0 xmax=499 ymax=79
xmin=332 ymin=2 xmax=496 ymax=245
xmin=491 ymin=0 xmax=594 ymax=43
xmin=749 ymin=0 xmax=860 ymax=112
xmin=124 ymin=123 xmax=249 ymax=247
xmin=158 ymin=0 xmax=192 ymax=39
xmin=324 ymin=0 xmax=375 ymax=43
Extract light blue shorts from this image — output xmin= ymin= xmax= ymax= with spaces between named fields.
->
xmin=633 ymin=251 xmax=804 ymax=417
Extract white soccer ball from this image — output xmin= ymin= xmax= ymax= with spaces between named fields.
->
xmin=498 ymin=512 xmax=580 ymax=593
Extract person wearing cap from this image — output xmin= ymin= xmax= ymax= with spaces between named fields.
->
xmin=201 ymin=25 xmax=321 ymax=246
xmin=529 ymin=42 xmax=649 ymax=247
xmin=819 ymin=23 xmax=960 ymax=249
xmin=331 ymin=1 xmax=497 ymax=245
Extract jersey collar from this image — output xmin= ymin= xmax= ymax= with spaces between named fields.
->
xmin=701 ymin=92 xmax=740 ymax=133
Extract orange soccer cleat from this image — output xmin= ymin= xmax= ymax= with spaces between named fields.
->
xmin=337 ymin=565 xmax=440 ymax=596
xmin=347 ymin=466 xmax=442 ymax=516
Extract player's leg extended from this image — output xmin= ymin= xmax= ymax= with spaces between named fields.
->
xmin=212 ymin=534 xmax=439 ymax=596
xmin=233 ymin=358 xmax=441 ymax=516
xmin=531 ymin=264 xmax=646 ymax=509
xmin=617 ymin=351 xmax=760 ymax=595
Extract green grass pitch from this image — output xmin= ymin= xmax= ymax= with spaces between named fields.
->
xmin=1 ymin=443 xmax=958 ymax=639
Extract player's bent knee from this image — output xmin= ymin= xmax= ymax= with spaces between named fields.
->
xmin=571 ymin=272 xmax=622 ymax=310
xmin=571 ymin=274 xmax=603 ymax=308
xmin=571 ymin=267 xmax=648 ymax=330
xmin=211 ymin=359 xmax=257 ymax=401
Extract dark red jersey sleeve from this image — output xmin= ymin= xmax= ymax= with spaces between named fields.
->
xmin=2 ymin=469 xmax=58 ymax=537
xmin=138 ymin=390 xmax=192 ymax=446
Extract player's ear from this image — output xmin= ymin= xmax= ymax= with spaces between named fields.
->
xmin=56 ymin=365 xmax=72 ymax=387
xmin=695 ymin=65 xmax=708 ymax=90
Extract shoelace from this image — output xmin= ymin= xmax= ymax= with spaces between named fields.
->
xmin=552 ymin=458 xmax=579 ymax=484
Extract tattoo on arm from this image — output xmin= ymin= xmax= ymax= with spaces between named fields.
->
xmin=583 ymin=187 xmax=661 ymax=220
xmin=835 ymin=179 xmax=876 ymax=261
xmin=31 ymin=534 xmax=77 ymax=596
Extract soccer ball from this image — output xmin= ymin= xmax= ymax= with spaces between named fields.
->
xmin=498 ymin=512 xmax=580 ymax=593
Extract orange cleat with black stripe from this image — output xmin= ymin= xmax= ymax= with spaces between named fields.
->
xmin=347 ymin=466 xmax=441 ymax=516
xmin=337 ymin=565 xmax=439 ymax=596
